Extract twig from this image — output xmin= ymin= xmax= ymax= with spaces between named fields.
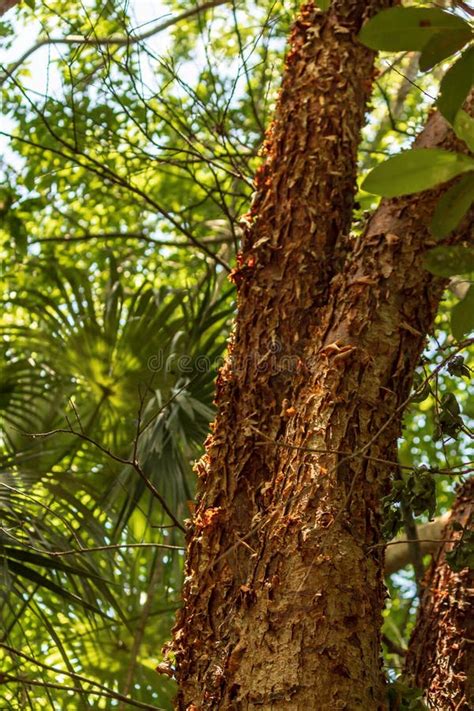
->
xmin=253 ymin=428 xmax=472 ymax=476
xmin=0 ymin=672 xmax=165 ymax=710
xmin=30 ymin=231 xmax=234 ymax=248
xmin=400 ymin=499 xmax=425 ymax=592
xmin=21 ymin=427 xmax=186 ymax=533
xmin=338 ymin=339 xmax=473 ymax=513
xmin=0 ymin=1 xmax=232 ymax=85
xmin=118 ymin=556 xmax=165 ymax=708
xmin=0 ymin=125 xmax=231 ymax=272
xmin=382 ymin=634 xmax=406 ymax=657
xmin=0 ymin=537 xmax=184 ymax=556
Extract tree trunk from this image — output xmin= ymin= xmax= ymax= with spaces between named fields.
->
xmin=384 ymin=513 xmax=451 ymax=576
xmin=405 ymin=479 xmax=474 ymax=710
xmin=169 ymin=1 xmax=473 ymax=707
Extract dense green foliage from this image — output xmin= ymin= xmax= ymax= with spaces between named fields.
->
xmin=0 ymin=1 xmax=472 ymax=708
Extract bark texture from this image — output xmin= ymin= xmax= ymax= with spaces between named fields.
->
xmin=169 ymin=2 xmax=473 ymax=709
xmin=384 ymin=513 xmax=451 ymax=576
xmin=405 ymin=479 xmax=474 ymax=710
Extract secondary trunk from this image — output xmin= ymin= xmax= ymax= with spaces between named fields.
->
xmin=405 ymin=479 xmax=473 ymax=710
xmin=169 ymin=2 xmax=473 ymax=708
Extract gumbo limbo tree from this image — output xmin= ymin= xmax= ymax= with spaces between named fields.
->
xmin=0 ymin=1 xmax=473 ymax=710
xmin=169 ymin=3 xmax=474 ymax=710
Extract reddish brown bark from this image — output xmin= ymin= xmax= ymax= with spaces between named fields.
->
xmin=405 ymin=479 xmax=473 ymax=710
xmin=169 ymin=1 xmax=473 ymax=708
xmin=0 ymin=0 xmax=20 ymax=17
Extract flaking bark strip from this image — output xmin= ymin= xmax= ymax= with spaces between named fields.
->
xmin=405 ymin=479 xmax=474 ymax=710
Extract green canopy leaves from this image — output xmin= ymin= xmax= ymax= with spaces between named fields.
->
xmin=358 ymin=6 xmax=472 ymax=58
xmin=361 ymin=148 xmax=474 ymax=197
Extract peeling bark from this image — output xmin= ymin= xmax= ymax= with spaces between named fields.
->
xmin=405 ymin=479 xmax=473 ymax=710
xmin=169 ymin=1 xmax=473 ymax=708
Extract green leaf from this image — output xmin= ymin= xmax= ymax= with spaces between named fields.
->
xmin=316 ymin=0 xmax=330 ymax=9
xmin=2 ymin=546 xmax=110 ymax=582
xmin=431 ymin=173 xmax=474 ymax=239
xmin=411 ymin=371 xmax=431 ymax=402
xmin=441 ymin=392 xmax=460 ymax=417
xmin=387 ymin=680 xmax=428 ymax=710
xmin=434 ymin=393 xmax=464 ymax=440
xmin=362 ymin=149 xmax=474 ymax=198
xmin=6 ymin=559 xmax=107 ymax=616
xmin=453 ymin=110 xmax=474 ymax=152
xmin=447 ymin=355 xmax=471 ymax=377
xmin=408 ymin=467 xmax=436 ymax=518
xmin=24 ymin=0 xmax=36 ymax=7
xmin=419 ymin=28 xmax=472 ymax=72
xmin=0 ymin=380 xmax=15 ymax=409
xmin=437 ymin=47 xmax=474 ymax=124
xmin=423 ymin=245 xmax=474 ymax=276
xmin=451 ymin=286 xmax=474 ymax=340
xmin=358 ymin=7 xmax=470 ymax=51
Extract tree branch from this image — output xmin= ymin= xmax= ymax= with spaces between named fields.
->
xmin=0 ymin=128 xmax=231 ymax=271
xmin=1 ymin=0 xmax=231 ymax=85
xmin=30 ymin=231 xmax=234 ymax=248
xmin=0 ymin=674 xmax=164 ymax=711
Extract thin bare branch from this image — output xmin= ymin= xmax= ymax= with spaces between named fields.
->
xmin=0 ymin=673 xmax=165 ymax=711
xmin=21 ymin=427 xmax=186 ymax=533
xmin=30 ymin=231 xmax=234 ymax=248
xmin=1 ymin=1 xmax=232 ymax=84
